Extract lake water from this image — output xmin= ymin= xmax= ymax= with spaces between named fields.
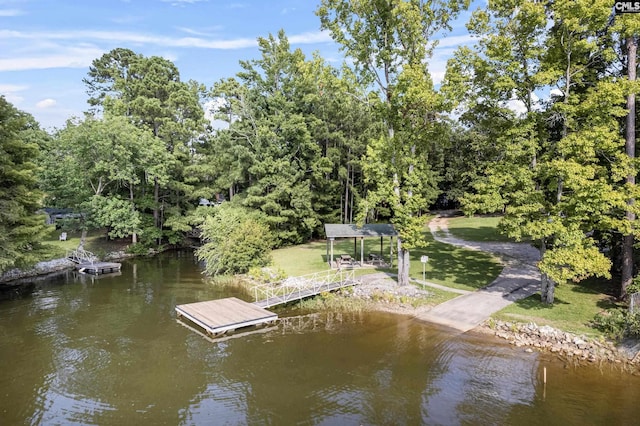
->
xmin=1 ymin=251 xmax=639 ymax=425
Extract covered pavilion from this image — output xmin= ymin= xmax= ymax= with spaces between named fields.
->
xmin=324 ymin=223 xmax=397 ymax=267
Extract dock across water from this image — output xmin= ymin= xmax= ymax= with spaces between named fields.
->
xmin=76 ymin=262 xmax=122 ymax=275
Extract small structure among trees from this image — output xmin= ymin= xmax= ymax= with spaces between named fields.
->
xmin=324 ymin=224 xmax=397 ymax=268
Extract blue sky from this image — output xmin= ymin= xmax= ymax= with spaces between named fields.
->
xmin=1 ymin=0 xmax=479 ymax=131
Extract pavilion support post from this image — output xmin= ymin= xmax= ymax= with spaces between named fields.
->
xmin=330 ymin=238 xmax=335 ymax=267
xmin=354 ymin=237 xmax=357 ymax=259
xmin=360 ymin=237 xmax=364 ymax=265
xmin=380 ymin=236 xmax=383 ymax=258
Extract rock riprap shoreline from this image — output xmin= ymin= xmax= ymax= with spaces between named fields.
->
xmin=484 ymin=320 xmax=640 ymax=369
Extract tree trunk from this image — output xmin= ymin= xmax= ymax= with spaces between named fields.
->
xmin=153 ymin=176 xmax=160 ymax=229
xmin=622 ymin=36 xmax=637 ymax=300
xmin=541 ymin=273 xmax=555 ymax=305
xmin=79 ymin=228 xmax=87 ymax=250
xmin=539 ymin=239 xmax=556 ymax=304
xmin=130 ymin=184 xmax=137 ymax=244
xmin=397 ymin=237 xmax=410 ymax=286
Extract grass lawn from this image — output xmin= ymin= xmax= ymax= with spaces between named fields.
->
xmin=271 ymin=228 xmax=503 ymax=292
xmin=493 ymin=278 xmax=622 ymax=337
xmin=448 ymin=215 xmax=619 ymax=337
xmin=446 ymin=215 xmax=514 ymax=242
xmin=39 ymin=227 xmax=130 ymax=261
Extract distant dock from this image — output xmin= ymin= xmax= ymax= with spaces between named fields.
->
xmin=67 ymin=248 xmax=121 ymax=275
xmin=76 ymin=262 xmax=122 ymax=275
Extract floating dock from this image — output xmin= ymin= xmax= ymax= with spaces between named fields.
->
xmin=175 ymin=297 xmax=278 ymax=336
xmin=77 ymin=262 xmax=122 ymax=275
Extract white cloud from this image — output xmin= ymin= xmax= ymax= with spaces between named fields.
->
xmin=0 ymin=8 xmax=23 ymax=16
xmin=0 ymin=29 xmax=334 ymax=72
xmin=288 ymin=31 xmax=333 ymax=44
xmin=550 ymin=88 xmax=564 ymax=98
xmin=0 ymin=84 xmax=27 ymax=104
xmin=36 ymin=98 xmax=57 ymax=108
xmin=0 ymin=46 xmax=105 ymax=71
xmin=175 ymin=26 xmax=224 ymax=37
xmin=0 ymin=83 xmax=28 ymax=93
xmin=434 ymin=34 xmax=476 ymax=48
xmin=503 ymin=92 xmax=540 ymax=116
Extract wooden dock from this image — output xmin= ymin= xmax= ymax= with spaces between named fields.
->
xmin=77 ymin=262 xmax=122 ymax=275
xmin=175 ymin=297 xmax=278 ymax=336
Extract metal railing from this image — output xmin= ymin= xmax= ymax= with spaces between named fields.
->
xmin=67 ymin=248 xmax=98 ymax=264
xmin=253 ymin=269 xmax=356 ymax=308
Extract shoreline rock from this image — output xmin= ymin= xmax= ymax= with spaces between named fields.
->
xmin=480 ymin=319 xmax=640 ymax=372
xmin=0 ymin=251 xmax=138 ymax=286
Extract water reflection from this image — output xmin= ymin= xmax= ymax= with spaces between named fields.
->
xmin=1 ymin=251 xmax=640 ymax=425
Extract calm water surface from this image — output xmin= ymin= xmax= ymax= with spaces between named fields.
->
xmin=1 ymin=251 xmax=639 ymax=425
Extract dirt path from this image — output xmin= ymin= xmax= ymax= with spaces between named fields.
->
xmin=413 ymin=216 xmax=541 ymax=332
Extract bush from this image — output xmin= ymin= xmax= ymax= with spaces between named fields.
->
xmin=195 ymin=205 xmax=273 ymax=275
xmin=592 ymin=308 xmax=640 ymax=340
xmin=247 ymin=266 xmax=287 ymax=283
xmin=627 ymin=311 xmax=640 ymax=338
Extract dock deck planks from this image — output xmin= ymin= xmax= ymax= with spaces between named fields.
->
xmin=175 ymin=297 xmax=278 ymax=336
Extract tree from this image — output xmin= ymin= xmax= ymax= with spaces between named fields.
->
xmin=207 ymin=31 xmax=371 ymax=246
xmin=84 ymin=48 xmax=206 ymax=244
xmin=318 ymin=0 xmax=469 ymax=285
xmin=448 ymin=0 xmax=629 ymax=303
xmin=41 ymin=115 xmax=166 ymax=245
xmin=612 ymin=9 xmax=640 ymax=299
xmin=0 ymin=96 xmax=50 ymax=273
xmin=195 ymin=204 xmax=272 ymax=275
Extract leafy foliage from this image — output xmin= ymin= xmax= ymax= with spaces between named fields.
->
xmin=592 ymin=308 xmax=640 ymax=341
xmin=195 ymin=204 xmax=273 ymax=275
xmin=0 ymin=97 xmax=51 ymax=273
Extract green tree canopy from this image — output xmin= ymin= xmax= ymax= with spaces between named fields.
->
xmin=0 ymin=96 xmax=50 ymax=273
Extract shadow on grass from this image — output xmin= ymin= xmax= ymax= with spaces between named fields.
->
xmin=510 ymin=294 xmax=570 ymax=311
xmin=446 ymin=226 xmax=514 ymax=243
xmin=411 ymin=236 xmax=502 ymax=291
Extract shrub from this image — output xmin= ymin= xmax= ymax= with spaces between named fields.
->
xmin=196 ymin=205 xmax=273 ymax=275
xmin=626 ymin=311 xmax=640 ymax=338
xmin=592 ymin=308 xmax=629 ymax=340
xmin=247 ymin=266 xmax=287 ymax=283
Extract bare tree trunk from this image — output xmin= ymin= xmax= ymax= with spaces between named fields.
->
xmin=622 ymin=36 xmax=637 ymax=300
xmin=540 ymin=239 xmax=556 ymax=304
xmin=153 ymin=176 xmax=160 ymax=229
xmin=130 ymin=184 xmax=137 ymax=244
xmin=79 ymin=229 xmax=87 ymax=250
xmin=344 ymin=162 xmax=350 ymax=223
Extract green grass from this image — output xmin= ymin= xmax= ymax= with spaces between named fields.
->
xmin=409 ymin=231 xmax=502 ymax=291
xmin=271 ymin=227 xmax=502 ymax=292
xmin=444 ymin=215 xmax=618 ymax=337
xmin=446 ymin=215 xmax=514 ymax=242
xmin=493 ymin=279 xmax=621 ymax=337
xmin=39 ymin=227 xmax=130 ymax=261
xmin=270 ymin=238 xmax=395 ymax=277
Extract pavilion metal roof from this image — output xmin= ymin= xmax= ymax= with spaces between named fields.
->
xmin=324 ymin=223 xmax=397 ymax=239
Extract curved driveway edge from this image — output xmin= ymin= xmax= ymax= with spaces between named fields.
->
xmin=414 ymin=217 xmax=541 ymax=332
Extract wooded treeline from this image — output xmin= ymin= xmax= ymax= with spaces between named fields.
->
xmin=1 ymin=0 xmax=639 ymax=303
